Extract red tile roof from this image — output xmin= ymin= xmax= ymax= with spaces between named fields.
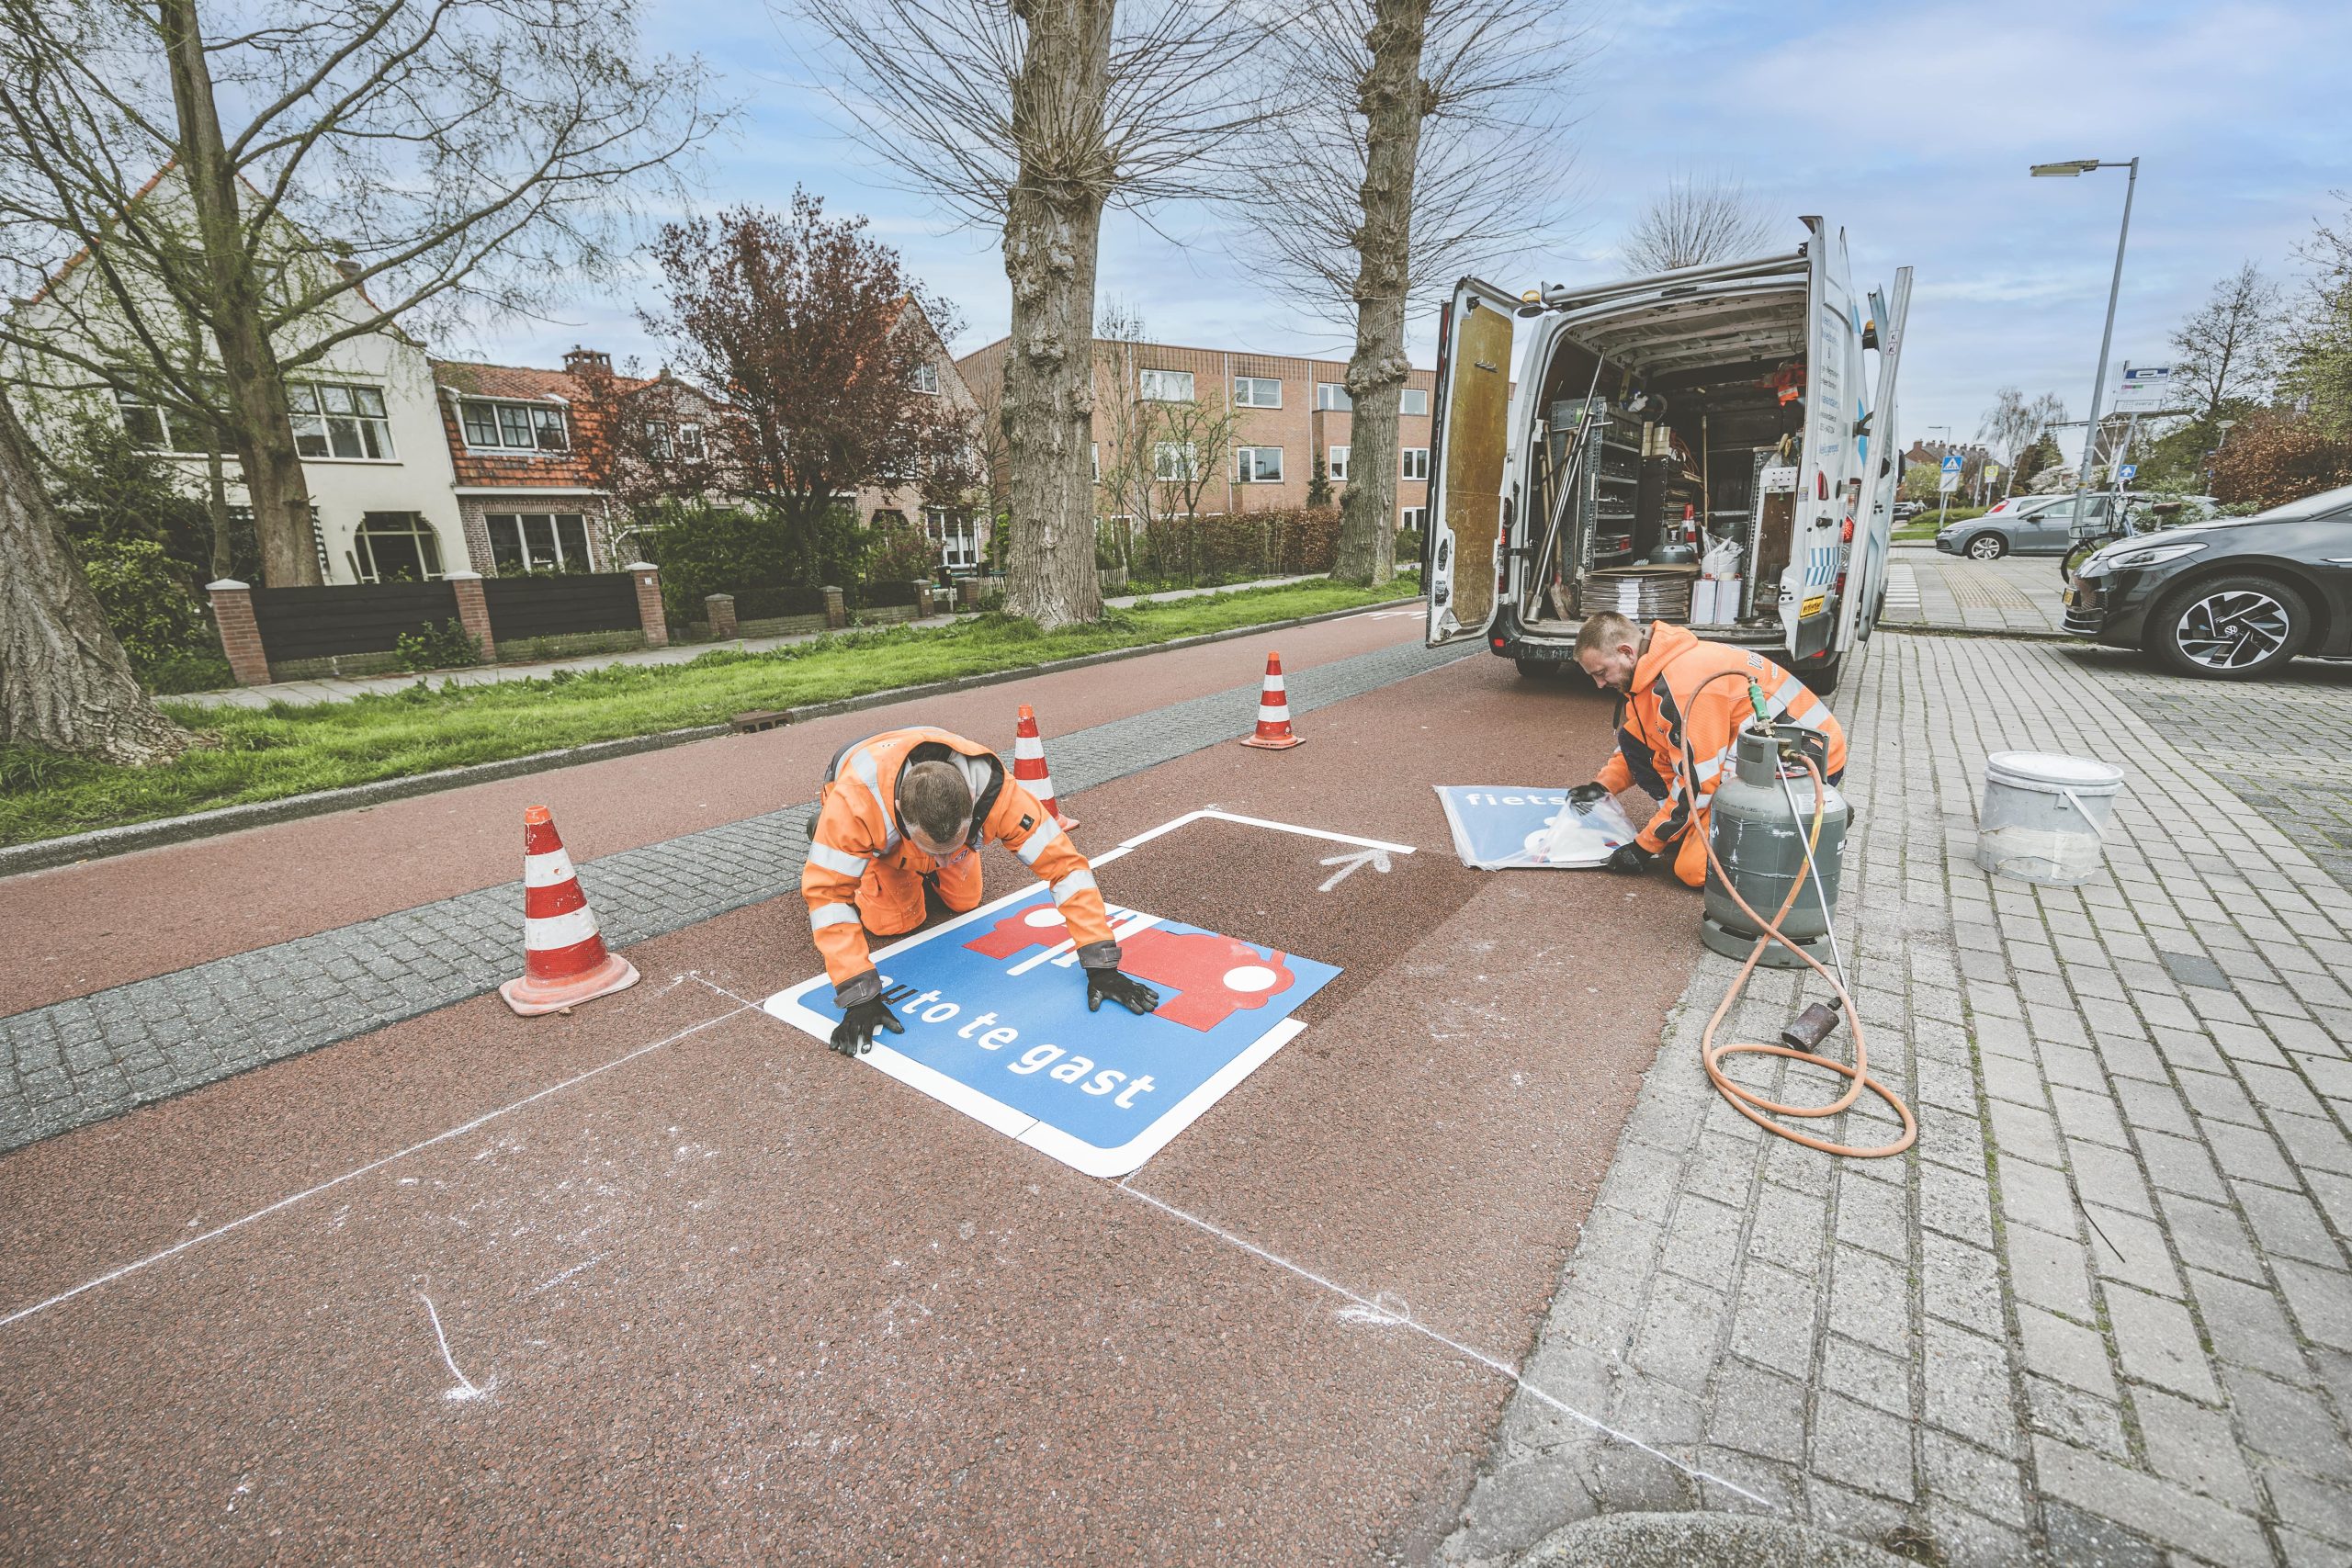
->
xmin=430 ymin=359 xmax=653 ymax=489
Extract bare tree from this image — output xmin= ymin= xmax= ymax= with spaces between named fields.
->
xmin=1233 ymin=0 xmax=1580 ymax=585
xmin=1621 ymin=173 xmax=1779 ymax=276
xmin=790 ymin=0 xmax=1274 ymax=627
xmin=1092 ymin=303 xmax=1238 ymax=581
xmin=1976 ymin=386 xmax=2036 ymax=493
xmin=0 ymin=0 xmax=726 ymax=585
xmin=0 ymin=379 xmax=189 ymax=764
xmin=2171 ymin=261 xmax=2285 ymax=426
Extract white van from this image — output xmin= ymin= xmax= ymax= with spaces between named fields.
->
xmin=1422 ymin=219 xmax=1912 ymax=694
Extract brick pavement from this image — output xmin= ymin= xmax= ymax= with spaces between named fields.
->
xmin=1880 ymin=545 xmax=2069 ymax=637
xmin=1443 ymin=632 xmax=2352 ymax=1566
xmin=0 ymin=634 xmax=1471 ymax=1154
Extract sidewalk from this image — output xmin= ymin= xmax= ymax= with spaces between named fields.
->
xmin=1878 ymin=544 xmax=2070 ymax=637
xmin=177 ymin=573 xmax=1334 ymax=710
xmin=1445 ymin=633 xmax=2352 ymax=1567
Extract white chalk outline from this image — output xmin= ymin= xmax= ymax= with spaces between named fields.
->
xmin=0 ymin=1003 xmax=752 ymax=1333
xmin=763 ymin=808 xmax=1393 ymax=1178
xmin=1115 ymin=1180 xmax=1778 ymax=1510
xmin=417 ymin=1290 xmax=494 ymax=1401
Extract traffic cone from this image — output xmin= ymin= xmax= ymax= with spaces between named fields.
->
xmin=1241 ymin=650 xmax=1304 ymax=750
xmin=499 ymin=805 xmax=640 ymax=1016
xmin=1012 ymin=703 xmax=1078 ymax=829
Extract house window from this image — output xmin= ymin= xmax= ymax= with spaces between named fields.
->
xmin=1234 ymin=446 xmax=1283 ymax=483
xmin=1400 ymin=505 xmax=1428 ymax=531
xmin=1152 ymin=441 xmax=1199 ymax=481
xmin=1328 ymin=445 xmax=1350 ymax=481
xmin=1234 ymin=376 xmax=1282 ymax=409
xmin=288 ymin=381 xmax=393 ymax=460
xmin=1139 ymin=369 xmax=1194 ymax=402
xmin=459 ymin=398 xmax=569 ymax=452
xmin=1091 ymin=442 xmax=1101 ymax=483
xmin=112 ymin=388 xmax=201 ymax=454
xmin=645 ymin=421 xmax=706 ymax=461
xmin=1402 ymin=446 xmax=1430 ymax=480
xmin=911 ymin=362 xmax=941 ymax=395
xmin=484 ymin=512 xmax=594 ymax=573
xmin=927 ymin=506 xmax=978 ymax=570
xmin=1315 ymin=382 xmax=1351 ymax=411
xmin=352 ymin=512 xmax=445 ymax=582
xmin=678 ymin=423 xmax=705 ymax=459
xmin=1401 ymin=388 xmax=1430 ymax=416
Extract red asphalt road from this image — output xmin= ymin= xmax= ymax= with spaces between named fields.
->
xmin=0 ymin=606 xmax=1423 ymax=1017
xmin=0 ymin=646 xmax=1703 ymax=1565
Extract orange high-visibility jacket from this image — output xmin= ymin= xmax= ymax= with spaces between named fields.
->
xmin=802 ymin=727 xmax=1119 ymax=1005
xmin=1595 ymin=623 xmax=1847 ymax=888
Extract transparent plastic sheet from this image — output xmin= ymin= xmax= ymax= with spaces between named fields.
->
xmin=1433 ymin=786 xmax=1642 ymax=870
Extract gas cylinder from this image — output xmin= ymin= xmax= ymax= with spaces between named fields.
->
xmin=1702 ymin=726 xmax=1849 ymax=969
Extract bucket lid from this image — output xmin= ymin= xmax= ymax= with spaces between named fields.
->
xmin=1985 ymin=750 xmax=2126 ymax=791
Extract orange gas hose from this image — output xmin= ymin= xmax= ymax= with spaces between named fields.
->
xmin=1672 ymin=672 xmax=1916 ymax=1158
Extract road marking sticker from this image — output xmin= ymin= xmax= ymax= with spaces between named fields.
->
xmin=1316 ymin=846 xmax=1393 ymax=891
xmin=763 ymin=811 xmax=1381 ymax=1178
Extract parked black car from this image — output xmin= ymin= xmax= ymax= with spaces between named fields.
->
xmin=2064 ymin=483 xmax=2352 ymax=679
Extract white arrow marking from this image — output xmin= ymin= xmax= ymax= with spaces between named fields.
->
xmin=1317 ymin=847 xmax=1393 ymax=892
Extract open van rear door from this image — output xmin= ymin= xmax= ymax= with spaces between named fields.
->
xmin=1839 ymin=266 xmax=1912 ymax=652
xmin=1787 ymin=222 xmax=1854 ymax=660
xmin=1425 ymin=276 xmax=1520 ymax=648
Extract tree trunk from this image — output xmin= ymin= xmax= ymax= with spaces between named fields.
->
xmin=0 ymin=386 xmax=191 ymax=764
xmin=1331 ymin=0 xmax=1431 ymax=587
xmin=998 ymin=0 xmax=1114 ymax=629
xmin=204 ymin=440 xmax=234 ymax=580
xmin=158 ymin=0 xmax=321 ymax=588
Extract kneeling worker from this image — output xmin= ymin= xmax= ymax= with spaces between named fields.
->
xmin=801 ymin=726 xmax=1161 ymax=1055
xmin=1570 ymin=612 xmax=1846 ymax=887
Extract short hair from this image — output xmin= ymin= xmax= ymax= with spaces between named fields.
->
xmin=899 ymin=761 xmax=974 ymax=843
xmin=1575 ymin=611 xmax=1641 ymax=660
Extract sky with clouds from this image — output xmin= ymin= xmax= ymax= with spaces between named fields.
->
xmin=469 ymin=0 xmax=2351 ymax=454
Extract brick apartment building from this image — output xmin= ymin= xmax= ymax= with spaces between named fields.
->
xmin=956 ymin=337 xmax=1437 ymax=532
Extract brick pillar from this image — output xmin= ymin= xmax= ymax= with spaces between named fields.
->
xmin=822 ymin=585 xmax=846 ymax=629
xmin=207 ymin=579 xmax=272 ymax=687
xmin=445 ymin=570 xmax=496 ymax=662
xmin=912 ymin=582 xmax=932 ymax=618
xmin=958 ymin=578 xmax=983 ymax=609
xmin=705 ymin=592 xmax=738 ymax=641
xmin=628 ymin=562 xmax=668 ymax=649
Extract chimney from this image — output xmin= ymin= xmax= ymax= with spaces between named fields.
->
xmin=564 ymin=345 xmax=611 ymax=376
xmin=333 ymin=258 xmax=363 ymax=285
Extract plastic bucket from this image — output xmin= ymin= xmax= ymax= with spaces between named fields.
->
xmin=1975 ymin=751 xmax=2126 ymax=886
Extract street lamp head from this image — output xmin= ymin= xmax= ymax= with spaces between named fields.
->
xmin=2030 ymin=160 xmax=2101 ymax=177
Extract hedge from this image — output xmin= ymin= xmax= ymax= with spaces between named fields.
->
xmin=1129 ymin=506 xmax=1341 ymax=581
xmin=730 ymin=583 xmax=831 ymax=620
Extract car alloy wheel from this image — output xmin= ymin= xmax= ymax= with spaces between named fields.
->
xmin=1967 ymin=535 xmax=2005 ymax=561
xmin=2174 ymin=587 xmax=2292 ymax=672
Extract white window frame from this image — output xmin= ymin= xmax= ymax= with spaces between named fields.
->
xmin=289 ymin=380 xmax=394 ymax=461
xmin=458 ymin=397 xmax=571 ymax=454
xmin=1315 ymin=382 xmax=1351 ymax=412
xmin=1152 ymin=440 xmax=1200 ymax=481
xmin=1402 ymin=446 xmax=1430 ymax=480
xmin=1091 ymin=442 xmax=1101 ymax=482
xmin=1234 ymin=446 xmax=1284 ymax=483
xmin=927 ymin=505 xmax=978 ymax=570
xmin=1400 ymin=505 xmax=1428 ymax=531
xmin=111 ymin=387 xmax=207 ymax=456
xmin=484 ymin=511 xmax=594 ymax=573
xmin=1327 ymin=445 xmax=1350 ymax=482
xmin=911 ymin=362 xmax=941 ymax=395
xmin=1139 ymin=368 xmax=1195 ymax=403
xmin=1233 ymin=375 xmax=1282 ymax=409
xmin=351 ymin=512 xmax=446 ymax=581
xmin=1400 ymin=388 xmax=1430 ymax=417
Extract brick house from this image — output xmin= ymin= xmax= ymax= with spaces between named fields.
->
xmin=956 ymin=336 xmax=1436 ymax=533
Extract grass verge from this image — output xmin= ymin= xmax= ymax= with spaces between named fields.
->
xmin=1 ymin=578 xmax=1418 ymax=847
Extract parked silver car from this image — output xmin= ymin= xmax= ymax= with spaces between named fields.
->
xmin=1937 ymin=493 xmax=2126 ymax=559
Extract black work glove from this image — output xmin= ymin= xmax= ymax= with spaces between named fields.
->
xmin=1605 ymin=842 xmax=1656 ymax=875
xmin=830 ymin=997 xmax=904 ymax=1056
xmin=1567 ymin=782 xmax=1612 ymax=807
xmin=1086 ymin=966 xmax=1161 ymax=1016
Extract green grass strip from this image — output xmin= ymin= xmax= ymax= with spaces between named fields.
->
xmin=1 ymin=579 xmax=1417 ymax=847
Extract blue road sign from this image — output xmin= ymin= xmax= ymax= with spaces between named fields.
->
xmin=2120 ymin=464 xmax=2138 ymax=480
xmin=1434 ymin=785 xmax=1635 ymax=869
xmin=764 ymin=886 xmax=1340 ymax=1177
xmin=1940 ymin=454 xmax=1964 ymax=473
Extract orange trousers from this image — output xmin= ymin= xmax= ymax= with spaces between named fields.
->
xmin=857 ymin=841 xmax=984 ymax=936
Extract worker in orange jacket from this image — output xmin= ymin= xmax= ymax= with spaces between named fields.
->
xmin=1569 ymin=613 xmax=1847 ymax=888
xmin=801 ymin=725 xmax=1160 ymax=1055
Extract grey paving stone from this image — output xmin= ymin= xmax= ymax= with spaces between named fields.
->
xmin=2017 ymin=1304 xmax=2117 ymax=1398
xmin=2135 ymin=1384 xmax=2260 ymax=1511
xmin=2033 ymin=1437 xmax=2270 ymax=1564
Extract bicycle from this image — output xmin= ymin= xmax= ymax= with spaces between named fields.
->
xmin=2059 ymin=498 xmax=2175 ymax=581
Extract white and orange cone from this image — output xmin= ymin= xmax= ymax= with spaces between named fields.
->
xmin=500 ymin=805 xmax=640 ymax=1016
xmin=1241 ymin=650 xmax=1304 ymax=750
xmin=1012 ymin=703 xmax=1078 ymax=829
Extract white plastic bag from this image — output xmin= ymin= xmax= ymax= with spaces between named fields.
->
xmin=1527 ymin=795 xmax=1643 ymax=868
xmin=1702 ymin=536 xmax=1743 ymax=579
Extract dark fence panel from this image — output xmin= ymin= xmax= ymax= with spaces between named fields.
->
xmin=731 ymin=584 xmax=831 ymax=620
xmin=251 ymin=581 xmax=459 ymax=662
xmin=482 ymin=573 xmax=641 ymax=641
xmin=850 ymin=579 xmax=923 ymax=610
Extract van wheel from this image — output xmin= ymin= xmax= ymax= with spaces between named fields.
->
xmin=2151 ymin=574 xmax=2308 ymax=680
xmin=1807 ymin=653 xmax=1844 ymax=697
xmin=1514 ymin=658 xmax=1556 ymax=681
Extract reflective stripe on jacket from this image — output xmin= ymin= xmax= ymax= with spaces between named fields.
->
xmin=1594 ymin=623 xmax=1847 ymax=886
xmin=802 ymin=726 xmax=1119 ymax=1004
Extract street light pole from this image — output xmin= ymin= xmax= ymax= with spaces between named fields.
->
xmin=2032 ymin=156 xmax=2139 ymax=541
